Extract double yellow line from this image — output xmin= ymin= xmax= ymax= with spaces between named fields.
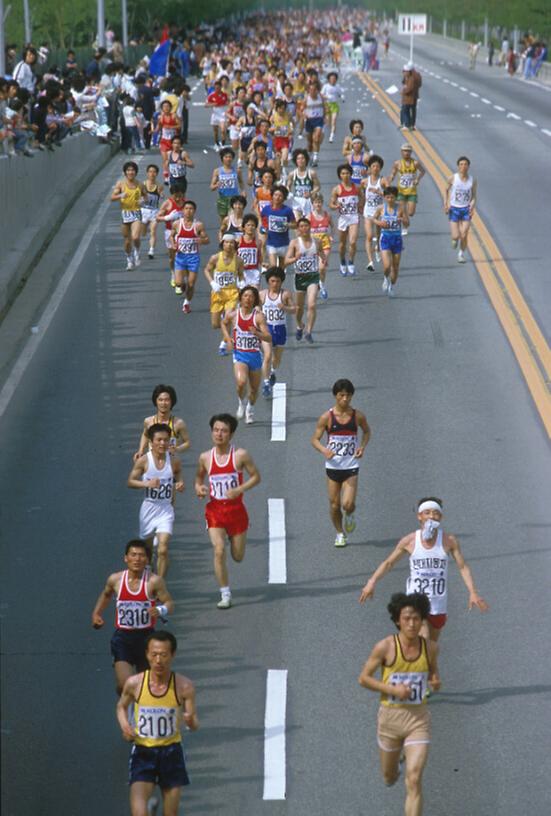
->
xmin=359 ymin=72 xmax=551 ymax=438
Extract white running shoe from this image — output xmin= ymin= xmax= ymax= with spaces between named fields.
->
xmin=457 ymin=250 xmax=466 ymax=263
xmin=126 ymin=256 xmax=134 ymax=270
xmin=343 ymin=512 xmax=356 ymax=534
xmin=236 ymin=399 xmax=246 ymax=419
xmin=401 ymin=228 xmax=408 ymax=237
xmin=133 ymin=250 xmax=141 ymax=268
xmin=148 ymin=248 xmax=154 ymax=259
xmin=339 ymin=262 xmax=348 ymax=276
xmin=245 ymin=403 xmax=254 ymax=424
xmin=329 ymin=132 xmax=335 ymax=143
xmin=382 ymin=276 xmax=389 ymax=292
xmin=334 ymin=533 xmax=347 ymax=548
xmin=387 ymin=282 xmax=395 ymax=297
xmin=217 ymin=592 xmax=232 ymax=609
xmin=347 ymin=262 xmax=356 ymax=276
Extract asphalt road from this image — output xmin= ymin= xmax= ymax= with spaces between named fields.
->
xmin=1 ymin=41 xmax=550 ymax=816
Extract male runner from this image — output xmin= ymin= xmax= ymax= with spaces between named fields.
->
xmin=311 ymin=379 xmax=370 ymax=547
xmin=117 ymin=631 xmax=198 ymax=816
xmin=170 ymin=200 xmax=210 ymax=309
xmin=358 ymin=592 xmax=440 ymax=816
xmin=128 ymin=424 xmax=185 ymax=577
xmin=140 ymin=164 xmax=163 ymax=260
xmin=156 ymin=185 xmax=187 ymax=287
xmin=444 ymin=155 xmax=477 ymax=264
xmin=259 ymin=267 xmax=296 ymax=393
xmin=111 ymin=160 xmax=142 ymax=270
xmin=285 ymin=217 xmax=326 ymax=344
xmin=321 ymin=71 xmax=345 ymax=143
xmin=134 ymin=384 xmax=190 ymax=461
xmin=330 ymin=163 xmax=364 ymax=277
xmin=388 ymin=144 xmax=425 ymax=235
xmin=210 ymin=147 xmax=244 ymax=223
xmin=204 ymin=234 xmax=245 ymax=355
xmin=195 ymin=414 xmax=261 ymax=608
xmin=359 ymin=497 xmax=489 ymax=641
xmin=91 ymin=539 xmax=174 ymax=694
xmin=372 ymin=186 xmax=409 ymax=297
xmin=361 ymin=154 xmax=386 ymax=271
xmin=263 ymin=185 xmax=297 ymax=268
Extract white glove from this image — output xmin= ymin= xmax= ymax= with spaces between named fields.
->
xmin=210 ymin=280 xmax=221 ymax=293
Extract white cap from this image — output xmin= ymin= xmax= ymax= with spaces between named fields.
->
xmin=403 ymin=61 xmax=414 ymax=71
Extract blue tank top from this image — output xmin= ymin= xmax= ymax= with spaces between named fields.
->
xmin=349 ymin=154 xmax=366 ymax=184
xmin=381 ymin=202 xmax=401 ymax=235
xmin=218 ymin=167 xmax=240 ymax=198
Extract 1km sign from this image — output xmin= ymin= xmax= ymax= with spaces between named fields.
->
xmin=398 ymin=14 xmax=428 ymax=35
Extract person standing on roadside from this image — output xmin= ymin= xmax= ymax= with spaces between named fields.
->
xmin=410 ymin=66 xmax=422 ymax=130
xmin=12 ymin=47 xmax=37 ymax=94
xmin=399 ymin=63 xmax=416 ymax=131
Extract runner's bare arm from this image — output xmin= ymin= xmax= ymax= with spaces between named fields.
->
xmin=221 ymin=309 xmax=236 ymax=347
xmin=354 ymin=411 xmax=371 ymax=458
xmin=149 ymin=576 xmax=175 ymax=618
xmin=358 ymin=639 xmax=412 ymax=701
xmin=427 ymin=640 xmax=441 ymax=692
xmin=194 ymin=453 xmax=210 ymax=498
xmin=111 ymin=181 xmax=124 ymax=201
xmin=210 ymin=168 xmax=219 ymax=191
xmin=203 ymin=254 xmax=217 ymax=284
xmin=91 ymin=573 xmax=117 ymax=628
xmin=196 ymin=221 xmax=210 ymax=245
xmin=329 ymin=185 xmax=339 ymax=210
xmin=117 ymin=676 xmax=140 ymax=740
xmin=311 ymin=412 xmax=334 ymax=459
xmin=444 ymin=175 xmax=454 ymax=212
xmin=128 ymin=456 xmax=159 ymax=490
xmin=230 ymin=449 xmax=261 ymax=496
xmin=134 ymin=418 xmax=150 ymax=461
xmin=470 ymin=178 xmax=478 ymax=212
xmin=359 ymin=535 xmax=412 ymax=602
xmin=172 ymin=418 xmax=191 ymax=455
xmin=253 ymin=310 xmax=272 ymax=343
xmin=448 ymin=535 xmax=489 ymax=611
xmin=178 ymin=677 xmax=199 ymax=731
xmin=284 ymin=239 xmax=298 ymax=266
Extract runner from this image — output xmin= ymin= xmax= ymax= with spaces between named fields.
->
xmin=259 ymin=266 xmax=296 ymax=394
xmin=238 ymin=214 xmax=263 ymax=287
xmin=263 ymin=185 xmax=297 ymax=268
xmin=361 ymin=154 xmax=387 ymax=271
xmin=210 ymin=147 xmax=245 ymax=224
xmin=156 ymin=185 xmax=187 ymax=287
xmin=372 ymin=186 xmax=409 ymax=297
xmin=204 ymin=234 xmax=245 ymax=356
xmin=91 ymin=539 xmax=174 ymax=695
xmin=127 ymin=424 xmax=185 ymax=578
xmin=116 ymin=631 xmax=198 ymax=816
xmin=321 ymin=71 xmax=345 ymax=143
xmin=237 ymin=101 xmax=258 ymax=168
xmin=444 ymin=156 xmax=477 ymax=264
xmin=111 ymin=161 xmax=142 ymax=271
xmin=247 ymin=139 xmax=278 ymax=189
xmin=302 ymin=78 xmax=326 ymax=166
xmin=308 ymin=192 xmax=333 ymax=299
xmin=167 ymin=135 xmax=194 ymax=192
xmin=206 ymin=78 xmax=229 ymax=148
xmin=219 ymin=194 xmax=247 ymax=241
xmin=170 ymin=200 xmax=210 ymax=309
xmin=134 ymin=384 xmax=191 ymax=461
xmin=388 ymin=143 xmax=425 ymax=235
xmin=270 ymin=98 xmax=293 ymax=181
xmin=287 ymin=148 xmax=320 ymax=220
xmin=341 ymin=118 xmax=369 ymax=157
xmin=222 ymin=286 xmax=271 ymax=422
xmin=226 ymin=85 xmax=247 ymax=156
xmin=285 ymin=217 xmax=326 ymax=343
xmin=329 ymin=163 xmax=364 ymax=277
xmin=195 ymin=414 xmax=261 ymax=608
xmin=311 ymin=379 xmax=370 ymax=547
xmin=359 ymin=497 xmax=489 ymax=642
xmin=155 ymin=100 xmax=181 ymax=185
xmin=140 ymin=164 xmax=163 ymax=260
xmin=347 ymin=136 xmax=370 ymax=186
xmin=358 ymin=592 xmax=440 ymax=816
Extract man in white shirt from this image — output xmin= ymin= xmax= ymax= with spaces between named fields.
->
xmin=13 ymin=47 xmax=37 ymax=94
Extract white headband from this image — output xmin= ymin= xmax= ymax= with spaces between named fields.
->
xmin=418 ymin=500 xmax=442 ymax=513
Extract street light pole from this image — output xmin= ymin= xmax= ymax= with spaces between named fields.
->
xmin=121 ymin=0 xmax=128 ymax=49
xmin=23 ymin=0 xmax=31 ymax=44
xmin=97 ymin=0 xmax=105 ymax=48
xmin=0 ymin=0 xmax=6 ymax=76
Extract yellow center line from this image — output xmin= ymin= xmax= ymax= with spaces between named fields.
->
xmin=359 ymin=72 xmax=551 ymax=438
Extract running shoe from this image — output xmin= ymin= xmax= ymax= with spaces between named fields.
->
xmin=334 ymin=533 xmax=347 ymax=547
xmin=339 ymin=262 xmax=348 ymax=276
xmin=126 ymin=258 xmax=134 ymax=271
xmin=236 ymin=400 xmax=245 ymax=419
xmin=133 ymin=250 xmax=141 ymax=268
xmin=245 ymin=404 xmax=254 ymax=424
xmin=457 ymin=250 xmax=466 ymax=263
xmin=175 ymin=286 xmax=183 ymax=295
xmin=319 ymin=285 xmax=328 ymax=299
xmin=148 ymin=249 xmax=154 ymax=259
xmin=451 ymin=238 xmax=459 ymax=249
xmin=147 ymin=795 xmax=159 ymax=815
xmin=366 ymin=262 xmax=375 ymax=272
xmin=269 ymin=371 xmax=277 ymax=386
xmin=347 ymin=263 xmax=356 ymax=276
xmin=329 ymin=132 xmax=335 ymax=143
xmin=343 ymin=512 xmax=356 ymax=534
xmin=182 ymin=301 xmax=191 ymax=314
xmin=401 ymin=228 xmax=408 ymax=236
xmin=218 ymin=342 xmax=229 ymax=356
xmin=311 ymin=156 xmax=318 ymax=167
xmin=217 ymin=593 xmax=232 ymax=609
xmin=387 ymin=283 xmax=395 ymax=297
xmin=262 ymin=380 xmax=272 ymax=398
xmin=295 ymin=327 xmax=303 ymax=341
xmin=304 ymin=332 xmax=314 ymax=344
xmin=382 ymin=276 xmax=389 ymax=292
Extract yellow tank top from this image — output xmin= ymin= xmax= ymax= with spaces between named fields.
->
xmin=398 ymin=158 xmax=417 ymax=195
xmin=214 ymin=253 xmax=238 ymax=289
xmin=273 ymin=111 xmax=290 ymax=136
xmin=134 ymin=670 xmax=181 ymax=747
xmin=121 ymin=182 xmax=141 ymax=211
xmin=380 ymin=635 xmax=429 ymax=706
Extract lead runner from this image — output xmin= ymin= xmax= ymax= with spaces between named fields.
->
xmin=195 ymin=414 xmax=261 ymax=609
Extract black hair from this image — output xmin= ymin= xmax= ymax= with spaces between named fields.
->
xmin=349 ymin=118 xmax=364 ymax=132
xmin=326 ymin=71 xmax=338 ymax=80
xmin=230 ymin=194 xmax=247 ymax=207
xmin=238 ymin=285 xmax=260 ymax=306
xmin=146 ymin=422 xmax=171 ymax=441
xmin=297 ymin=216 xmax=310 ymax=226
xmin=169 ymin=182 xmax=187 ymax=195
xmin=123 ymin=161 xmax=138 ymax=174
xmin=171 ymin=134 xmax=182 ymax=143
xmin=146 ymin=163 xmax=160 ymax=173
xmin=243 ymin=213 xmax=259 ymax=228
xmin=457 ymin=155 xmax=470 ymax=165
xmin=183 ymin=199 xmax=197 ymax=209
xmin=125 ymin=539 xmax=152 ymax=561
xmin=292 ymin=148 xmax=309 ymax=165
xmin=337 ymin=163 xmax=353 ymax=177
xmin=265 ymin=266 xmax=285 ymax=282
xmin=272 ymin=184 xmax=289 ymax=199
xmin=387 ymin=592 xmax=431 ymax=626
xmin=260 ymin=168 xmax=275 ymax=182
xmin=219 ymin=147 xmax=235 ymax=159
xmin=209 ymin=413 xmax=238 ymax=433
xmin=368 ymin=154 xmax=384 ymax=169
xmin=385 ymin=186 xmax=398 ymax=197
xmin=145 ymin=630 xmax=177 ymax=654
xmin=417 ymin=497 xmax=443 ymax=510
xmin=151 ymin=384 xmax=177 ymax=407
xmin=160 ymin=98 xmax=172 ymax=107
xmin=332 ymin=378 xmax=355 ymax=396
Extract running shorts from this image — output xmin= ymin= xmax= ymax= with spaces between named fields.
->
xmin=291 ymin=196 xmax=312 ymax=217
xmin=294 ymin=272 xmax=320 ymax=292
xmin=210 ymin=110 xmax=226 ymax=126
xmin=427 ymin=613 xmax=447 ymax=630
xmin=449 ymin=206 xmax=471 ymax=222
xmin=377 ymin=705 xmax=431 ymax=750
xmin=233 ymin=349 xmax=262 ymax=370
xmin=397 ymin=192 xmax=418 ymax=203
xmin=122 ymin=210 xmax=142 ymax=224
xmin=325 ymin=467 xmax=359 ymax=483
xmin=175 ymin=253 xmax=200 ymax=273
xmin=380 ymin=233 xmax=403 ymax=254
xmin=268 ymin=324 xmax=287 ymax=347
xmin=274 ymin=136 xmax=290 ymax=153
xmin=305 ymin=116 xmax=324 ymax=133
xmin=129 ymin=743 xmax=190 ymax=790
xmin=159 ymin=139 xmax=172 ymax=153
xmin=110 ymin=629 xmax=150 ymax=670
xmin=139 ymin=503 xmax=174 ymax=539
xmin=338 ymin=214 xmax=359 ymax=231
xmin=243 ymin=268 xmax=261 ymax=287
xmin=141 ymin=208 xmax=159 ymax=225
xmin=205 ymin=499 xmax=249 ymax=536
xmin=266 ymin=244 xmax=289 ymax=259
xmin=210 ymin=287 xmax=239 ymax=314
xmin=169 ymin=176 xmax=187 ymax=194
xmin=327 ymin=101 xmax=340 ymax=115
xmin=217 ymin=196 xmax=233 ymax=219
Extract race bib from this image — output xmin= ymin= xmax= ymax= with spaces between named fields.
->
xmin=214 ymin=272 xmax=236 ymax=288
xmin=409 ymin=574 xmax=447 ymax=598
xmin=264 ymin=306 xmax=285 ymax=324
xmin=339 ymin=196 xmax=358 ymax=215
xmin=328 ymin=434 xmax=356 ymax=457
xmin=366 ymin=191 xmax=383 ymax=209
xmin=137 ymin=706 xmax=178 ymax=740
xmin=295 ymin=255 xmax=317 ymax=274
xmin=235 ymin=332 xmax=260 ymax=351
xmin=145 ymin=480 xmax=173 ymax=501
xmin=268 ymin=215 xmax=288 ymax=233
xmin=209 ymin=472 xmax=239 ymax=499
xmin=388 ymin=672 xmax=427 ymax=705
xmin=400 ymin=173 xmax=414 ymax=189
xmin=178 ymin=238 xmax=198 ymax=254
xmin=238 ymin=247 xmax=258 ymax=267
xmin=117 ymin=600 xmax=152 ymax=629
xmin=455 ymin=188 xmax=471 ymax=205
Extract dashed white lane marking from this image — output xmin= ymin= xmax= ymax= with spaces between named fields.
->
xmin=542 ymin=129 xmax=551 ymax=137
xmin=271 ymin=383 xmax=287 ymax=442
xmin=460 ymin=86 xmax=468 ymax=91
xmin=507 ymin=112 xmax=521 ymax=120
xmin=469 ymin=91 xmax=479 ymax=97
xmin=524 ymin=120 xmax=537 ymax=127
xmin=268 ymin=499 xmax=287 ymax=584
xmin=0 ymin=195 xmax=112 ymax=421
xmin=494 ymin=104 xmax=505 ymax=111
xmin=263 ymin=669 xmax=288 ymax=800
xmin=450 ymin=81 xmax=458 ymax=87
xmin=481 ymin=97 xmax=491 ymax=104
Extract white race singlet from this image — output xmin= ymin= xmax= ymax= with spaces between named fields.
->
xmin=406 ymin=529 xmax=448 ymax=614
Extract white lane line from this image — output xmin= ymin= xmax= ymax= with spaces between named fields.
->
xmin=481 ymin=98 xmax=491 ymax=104
xmin=542 ymin=129 xmax=551 ymax=137
xmin=271 ymin=383 xmax=287 ymax=441
xmin=524 ymin=120 xmax=537 ymax=127
xmin=494 ymin=104 xmax=505 ymax=111
xmin=0 ymin=196 xmax=112 ymax=421
xmin=434 ymin=74 xmax=441 ymax=79
xmin=507 ymin=112 xmax=521 ymax=120
xmin=192 ymin=101 xmax=204 ymax=106
xmin=263 ymin=669 xmax=288 ymax=801
xmin=268 ymin=499 xmax=287 ymax=584
xmin=450 ymin=81 xmax=458 ymax=87
xmin=460 ymin=86 xmax=468 ymax=91
xmin=470 ymin=91 xmax=479 ymax=97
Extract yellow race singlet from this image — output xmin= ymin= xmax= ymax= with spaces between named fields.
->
xmin=380 ymin=635 xmax=429 ymax=706
xmin=214 ymin=252 xmax=238 ymax=289
xmin=134 ymin=670 xmax=181 ymax=747
xmin=121 ymin=182 xmax=141 ymax=212
xmin=398 ymin=158 xmax=417 ymax=195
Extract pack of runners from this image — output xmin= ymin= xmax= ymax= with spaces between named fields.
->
xmin=100 ymin=10 xmax=484 ymax=815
